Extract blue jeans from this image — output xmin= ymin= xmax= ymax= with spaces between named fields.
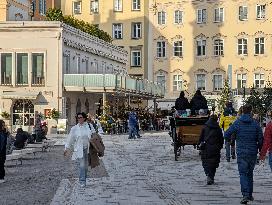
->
xmin=269 ymin=153 xmax=272 ymax=171
xmin=237 ymin=155 xmax=257 ymax=198
xmin=128 ymin=125 xmax=137 ymax=139
xmin=225 ymin=140 xmax=235 ymax=160
xmin=78 ymin=148 xmax=88 ymax=185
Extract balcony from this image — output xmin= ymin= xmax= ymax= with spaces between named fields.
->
xmin=64 ymin=74 xmax=165 ymax=98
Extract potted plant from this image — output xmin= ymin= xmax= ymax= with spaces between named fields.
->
xmin=0 ymin=111 xmax=10 ymax=119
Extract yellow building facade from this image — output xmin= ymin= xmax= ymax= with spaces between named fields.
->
xmin=62 ymin=0 xmax=150 ymax=79
xmin=61 ymin=0 xmax=272 ymax=110
xmin=150 ymin=0 xmax=272 ymax=109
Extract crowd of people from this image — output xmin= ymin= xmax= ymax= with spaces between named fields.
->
xmin=173 ymin=90 xmax=272 ymax=204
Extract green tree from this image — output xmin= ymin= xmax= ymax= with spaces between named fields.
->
xmin=45 ymin=8 xmax=63 ymax=21
xmin=217 ymin=80 xmax=232 ymax=113
xmin=46 ymin=8 xmax=112 ymax=43
xmin=262 ymin=81 xmax=272 ymax=111
xmin=246 ymin=86 xmax=265 ymax=116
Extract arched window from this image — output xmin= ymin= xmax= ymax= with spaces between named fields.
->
xmin=13 ymin=100 xmax=34 ymax=127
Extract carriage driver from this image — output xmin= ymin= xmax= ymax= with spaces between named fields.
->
xmin=175 ymin=91 xmax=190 ymax=112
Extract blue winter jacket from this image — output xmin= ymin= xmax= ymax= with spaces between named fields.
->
xmin=224 ymin=114 xmax=263 ymax=157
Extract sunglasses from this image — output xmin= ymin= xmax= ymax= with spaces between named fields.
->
xmin=77 ymin=116 xmax=83 ymax=119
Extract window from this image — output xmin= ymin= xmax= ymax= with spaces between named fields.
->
xmin=158 ymin=11 xmax=166 ymax=25
xmin=39 ymin=0 xmax=46 ymax=15
xmin=90 ymin=0 xmax=99 ymax=13
xmin=174 ymin=10 xmax=183 ymax=24
xmin=114 ymin=0 xmax=122 ymax=11
xmin=173 ymin=75 xmax=182 ymax=91
xmin=255 ymin=37 xmax=264 ymax=54
xmin=213 ymin=75 xmax=223 ymax=91
xmin=73 ymin=1 xmax=82 ymax=14
xmin=157 ymin=75 xmax=166 ymax=88
xmin=254 ymin=73 xmax=265 ymax=88
xmin=112 ymin=23 xmax=123 ymax=39
xmin=132 ymin=0 xmax=140 ymax=11
xmin=76 ymin=56 xmax=80 ymax=73
xmin=196 ymin=74 xmax=206 ymax=90
xmin=257 ymin=5 xmax=266 ymax=19
xmin=131 ymin=50 xmax=141 ymax=67
xmin=196 ymin=39 xmax=206 ymax=56
xmin=173 ymin=41 xmax=183 ymax=57
xmin=239 ymin=6 xmax=248 ymax=21
xmin=63 ymin=55 xmax=70 ymax=74
xmin=238 ymin=38 xmax=248 ymax=55
xmin=32 ymin=53 xmax=44 ymax=86
xmin=16 ymin=53 xmax=28 ymax=85
xmin=131 ymin=22 xmax=141 ymax=39
xmin=214 ymin=39 xmax=224 ymax=56
xmin=93 ymin=59 xmax=98 ymax=73
xmin=214 ymin=8 xmax=224 ymax=22
xmin=197 ymin=9 xmax=207 ymax=24
xmin=157 ymin=41 xmax=166 ymax=58
xmin=85 ymin=59 xmax=89 ymax=73
xmin=237 ymin=73 xmax=247 ymax=88
xmin=0 ymin=53 xmax=12 ymax=85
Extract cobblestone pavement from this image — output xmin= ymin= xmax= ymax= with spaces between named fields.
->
xmin=51 ymin=133 xmax=272 ymax=205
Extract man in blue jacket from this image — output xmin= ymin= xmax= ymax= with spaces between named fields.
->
xmin=225 ymin=104 xmax=263 ymax=204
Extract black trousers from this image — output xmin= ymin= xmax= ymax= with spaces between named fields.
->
xmin=0 ymin=157 xmax=5 ymax=179
xmin=203 ymin=165 xmax=217 ymax=180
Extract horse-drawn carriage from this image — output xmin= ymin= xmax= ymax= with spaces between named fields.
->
xmin=170 ymin=110 xmax=209 ymax=161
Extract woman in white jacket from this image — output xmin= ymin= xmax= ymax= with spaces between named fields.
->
xmin=64 ymin=112 xmax=95 ymax=187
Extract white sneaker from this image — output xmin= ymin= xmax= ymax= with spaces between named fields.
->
xmin=0 ymin=179 xmax=5 ymax=184
xmin=80 ymin=184 xmax=86 ymax=188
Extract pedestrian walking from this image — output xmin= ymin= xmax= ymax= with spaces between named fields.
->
xmin=260 ymin=110 xmax=272 ymax=171
xmin=219 ymin=101 xmax=237 ymax=162
xmin=64 ymin=112 xmax=95 ymax=187
xmin=199 ymin=115 xmax=224 ymax=185
xmin=128 ymin=111 xmax=139 ymax=139
xmin=0 ymin=120 xmax=8 ymax=183
xmin=224 ymin=104 xmax=263 ymax=204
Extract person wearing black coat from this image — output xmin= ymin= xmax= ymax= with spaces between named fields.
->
xmin=14 ymin=128 xmax=30 ymax=149
xmin=199 ymin=115 xmax=224 ymax=185
xmin=175 ymin=91 xmax=190 ymax=111
xmin=0 ymin=120 xmax=8 ymax=183
xmin=190 ymin=90 xmax=208 ymax=115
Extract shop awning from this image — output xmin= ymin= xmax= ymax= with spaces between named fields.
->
xmin=1 ymin=92 xmax=40 ymax=99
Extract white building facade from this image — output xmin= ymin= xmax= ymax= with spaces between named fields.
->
xmin=0 ymin=21 xmax=164 ymax=132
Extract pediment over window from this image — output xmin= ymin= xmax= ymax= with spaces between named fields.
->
xmin=194 ymin=33 xmax=208 ymax=39
xmin=212 ymin=33 xmax=226 ymax=40
xmin=194 ymin=68 xmax=208 ymax=74
xmin=170 ymin=69 xmax=185 ymax=74
xmin=254 ymin=66 xmax=268 ymax=72
xmin=211 ymin=67 xmax=226 ymax=74
xmin=155 ymin=69 xmax=168 ymax=75
xmin=154 ymin=35 xmax=167 ymax=41
xmin=254 ymin=31 xmax=266 ymax=37
xmin=171 ymin=35 xmax=184 ymax=42
xmin=234 ymin=67 xmax=249 ymax=74
xmin=236 ymin=32 xmax=249 ymax=38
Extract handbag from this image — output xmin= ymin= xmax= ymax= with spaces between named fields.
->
xmin=198 ymin=128 xmax=215 ymax=150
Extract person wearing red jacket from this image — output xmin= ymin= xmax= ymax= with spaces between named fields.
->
xmin=260 ymin=112 xmax=272 ymax=171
